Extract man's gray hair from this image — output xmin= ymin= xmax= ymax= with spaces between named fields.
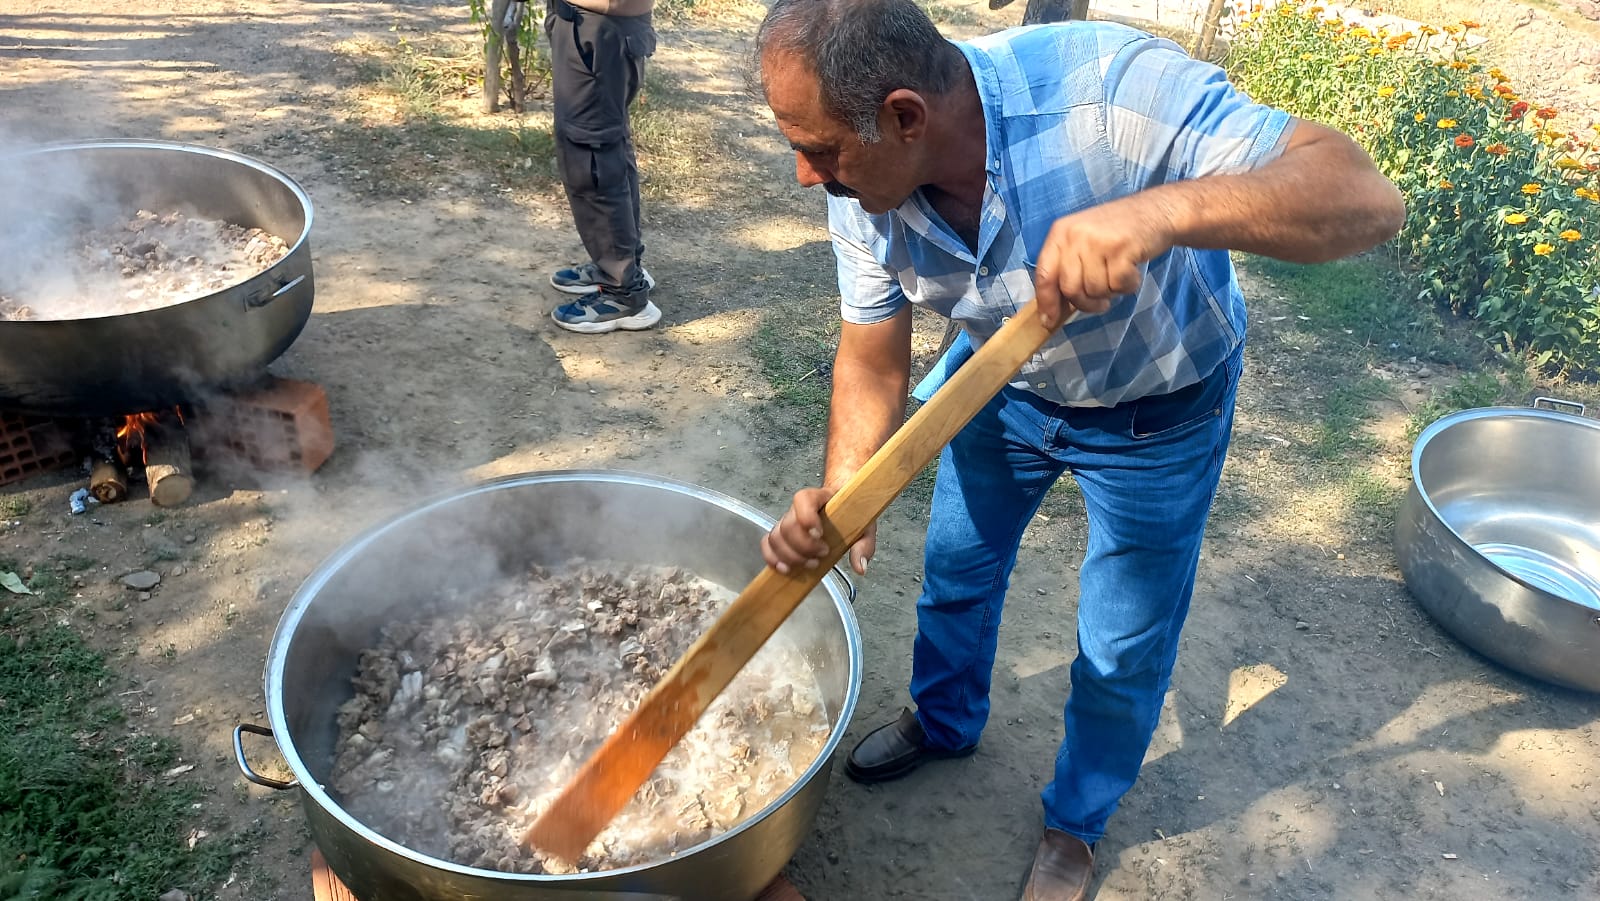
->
xmin=756 ymin=0 xmax=966 ymax=142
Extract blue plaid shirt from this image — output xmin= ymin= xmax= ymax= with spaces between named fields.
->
xmin=830 ymin=22 xmax=1293 ymax=407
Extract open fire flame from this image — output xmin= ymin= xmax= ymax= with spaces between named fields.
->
xmin=115 ymin=408 xmax=184 ymax=466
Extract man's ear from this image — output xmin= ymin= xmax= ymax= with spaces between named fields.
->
xmin=880 ymin=89 xmax=929 ymax=143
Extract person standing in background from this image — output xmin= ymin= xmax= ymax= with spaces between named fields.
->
xmin=545 ymin=0 xmax=661 ymax=334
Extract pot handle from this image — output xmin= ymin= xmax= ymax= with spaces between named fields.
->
xmin=829 ymin=563 xmax=857 ymax=605
xmin=245 ymin=274 xmax=306 ymax=310
xmin=1532 ymin=397 xmax=1586 ymax=417
xmin=233 ymin=723 xmax=299 ymax=790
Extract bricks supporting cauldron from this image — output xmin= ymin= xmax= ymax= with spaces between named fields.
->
xmin=309 ymin=849 xmax=809 ymax=900
xmin=0 ymin=376 xmax=335 ymax=499
xmin=0 ymin=411 xmax=76 ymax=487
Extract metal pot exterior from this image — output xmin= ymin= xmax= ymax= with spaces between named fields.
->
xmin=0 ymin=141 xmax=314 ymax=417
xmin=1396 ymin=407 xmax=1600 ymax=693
xmin=257 ymin=472 xmax=863 ymax=901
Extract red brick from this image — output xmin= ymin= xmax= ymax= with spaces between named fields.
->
xmin=189 ymin=378 xmax=334 ymax=474
xmin=0 ymin=411 xmax=76 ymax=487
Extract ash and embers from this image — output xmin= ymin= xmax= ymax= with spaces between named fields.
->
xmin=0 ymin=209 xmax=288 ymax=321
xmin=329 ymin=562 xmax=831 ymax=875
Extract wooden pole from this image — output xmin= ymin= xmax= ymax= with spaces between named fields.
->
xmin=1194 ymin=0 xmax=1231 ymax=61
xmin=484 ymin=0 xmax=511 ymax=113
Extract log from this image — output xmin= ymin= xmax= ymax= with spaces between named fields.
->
xmin=90 ymin=458 xmax=129 ymax=504
xmin=144 ymin=421 xmax=195 ymax=507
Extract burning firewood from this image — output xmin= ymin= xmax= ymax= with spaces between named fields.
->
xmin=143 ymin=419 xmax=194 ymax=507
xmin=90 ymin=457 xmax=129 ymax=503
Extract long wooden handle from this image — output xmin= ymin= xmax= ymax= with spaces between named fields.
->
xmin=524 ymin=300 xmax=1058 ymax=861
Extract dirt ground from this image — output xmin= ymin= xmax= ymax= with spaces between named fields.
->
xmin=2 ymin=0 xmax=1598 ymax=899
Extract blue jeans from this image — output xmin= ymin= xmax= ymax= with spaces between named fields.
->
xmin=909 ymin=345 xmax=1243 ymax=844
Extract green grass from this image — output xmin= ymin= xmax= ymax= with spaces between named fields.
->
xmin=1243 ymin=252 xmax=1485 ymax=368
xmin=1308 ymin=376 xmax=1392 ymax=463
xmin=1404 ymin=370 xmax=1528 ymax=443
xmin=0 ymin=497 xmax=30 ymax=518
xmin=751 ymin=292 xmax=840 ymax=443
xmin=0 ymin=562 xmax=240 ymax=899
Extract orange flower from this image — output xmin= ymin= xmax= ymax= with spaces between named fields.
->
xmin=1493 ymin=83 xmax=1515 ymax=96
xmin=1483 ymin=143 xmax=1511 ymax=155
xmin=1460 ymin=19 xmax=1480 ymax=29
xmin=1535 ymin=107 xmax=1559 ymax=121
xmin=1533 ymin=243 xmax=1554 ymax=256
xmin=1521 ymin=183 xmax=1541 ymax=195
xmin=1454 ymin=134 xmax=1475 ymax=149
xmin=1439 ymin=180 xmax=1454 ymax=189
xmin=1559 ymin=229 xmax=1582 ymax=242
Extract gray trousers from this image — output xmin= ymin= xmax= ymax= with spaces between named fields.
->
xmin=545 ymin=0 xmax=654 ymax=292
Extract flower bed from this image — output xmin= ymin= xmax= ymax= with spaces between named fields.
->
xmin=1225 ymin=3 xmax=1600 ymax=372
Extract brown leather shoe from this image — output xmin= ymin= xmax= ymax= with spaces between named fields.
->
xmin=844 ymin=707 xmax=977 ymax=783
xmin=1021 ymin=829 xmax=1094 ymax=901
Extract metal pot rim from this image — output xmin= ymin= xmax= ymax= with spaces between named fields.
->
xmin=264 ymin=468 xmax=864 ymax=883
xmin=0 ymin=139 xmax=314 ymax=323
xmin=1410 ymin=405 xmax=1600 ymax=609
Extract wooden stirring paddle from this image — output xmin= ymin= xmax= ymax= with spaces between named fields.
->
xmin=525 ymin=299 xmax=1061 ymax=862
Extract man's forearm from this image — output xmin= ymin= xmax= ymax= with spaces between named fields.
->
xmin=822 ymin=312 xmax=914 ymax=491
xmin=1149 ymin=120 xmax=1406 ymax=264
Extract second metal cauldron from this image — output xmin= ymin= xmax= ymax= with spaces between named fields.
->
xmin=0 ymin=141 xmax=314 ymax=417
xmin=1395 ymin=400 xmax=1600 ymax=693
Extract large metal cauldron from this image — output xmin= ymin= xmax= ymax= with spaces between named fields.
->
xmin=0 ymin=141 xmax=314 ymax=417
xmin=234 ymin=471 xmax=862 ymax=900
xmin=1396 ymin=400 xmax=1600 ymax=693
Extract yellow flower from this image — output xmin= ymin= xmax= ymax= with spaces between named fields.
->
xmin=1521 ymin=183 xmax=1542 ymax=195
xmin=1559 ymin=229 xmax=1582 ymax=242
xmin=1369 ymin=46 xmax=1384 ymax=56
xmin=1578 ymin=187 xmax=1600 ymax=202
xmin=1504 ymin=213 xmax=1529 ymax=224
xmin=1445 ymin=90 xmax=1460 ymax=97
xmin=1487 ymin=67 xmax=1505 ymax=79
xmin=1377 ymin=86 xmax=1397 ymax=97
xmin=1556 ymin=158 xmax=1585 ymax=170
xmin=1449 ymin=61 xmax=1471 ymax=71
xmin=1443 ymin=24 xmax=1461 ymax=35
xmin=1437 ymin=118 xmax=1458 ymax=129
xmin=1533 ymin=243 xmax=1554 ymax=256
xmin=1300 ymin=53 xmax=1314 ymax=61
xmin=1415 ymin=111 xmax=1426 ymax=123
xmin=1340 ymin=53 xmax=1360 ymax=64
xmin=1419 ymin=24 xmax=1439 ymax=36
xmin=1350 ymin=26 xmax=1371 ymax=38
xmin=1439 ymin=180 xmax=1454 ymax=189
